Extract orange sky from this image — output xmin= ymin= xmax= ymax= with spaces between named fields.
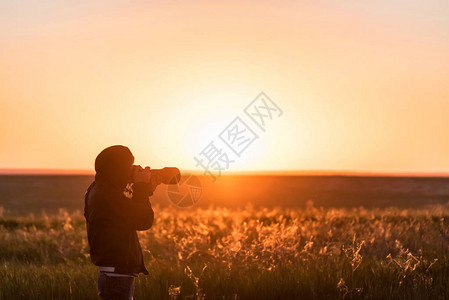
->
xmin=1 ymin=0 xmax=449 ymax=174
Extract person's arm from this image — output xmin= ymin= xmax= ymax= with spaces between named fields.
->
xmin=130 ymin=182 xmax=155 ymax=230
xmin=108 ymin=183 xmax=154 ymax=231
xmin=107 ymin=167 xmax=162 ymax=231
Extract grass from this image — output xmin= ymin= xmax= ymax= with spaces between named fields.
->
xmin=1 ymin=204 xmax=449 ymax=299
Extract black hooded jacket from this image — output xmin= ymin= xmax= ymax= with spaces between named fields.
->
xmin=84 ymin=146 xmax=154 ymax=275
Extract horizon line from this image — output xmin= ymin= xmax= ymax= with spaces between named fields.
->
xmin=0 ymin=168 xmax=448 ymax=178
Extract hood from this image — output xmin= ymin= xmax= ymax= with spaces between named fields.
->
xmin=94 ymin=145 xmax=135 ymax=190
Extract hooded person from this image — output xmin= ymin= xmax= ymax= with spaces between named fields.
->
xmin=84 ymin=145 xmax=159 ymax=300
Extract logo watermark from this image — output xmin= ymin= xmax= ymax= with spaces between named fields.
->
xmin=166 ymin=92 xmax=282 ymax=208
xmin=167 ymin=173 xmax=202 ymax=208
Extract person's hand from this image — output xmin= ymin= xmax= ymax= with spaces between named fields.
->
xmin=132 ymin=165 xmax=151 ymax=183
xmin=148 ymin=168 xmax=163 ymax=192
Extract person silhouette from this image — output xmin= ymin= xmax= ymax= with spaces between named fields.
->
xmin=84 ymin=145 xmax=162 ymax=300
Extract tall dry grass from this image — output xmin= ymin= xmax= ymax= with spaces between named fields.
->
xmin=1 ymin=203 xmax=449 ymax=299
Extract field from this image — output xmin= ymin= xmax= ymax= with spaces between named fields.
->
xmin=2 ymin=203 xmax=449 ymax=299
xmin=1 ymin=175 xmax=449 ymax=215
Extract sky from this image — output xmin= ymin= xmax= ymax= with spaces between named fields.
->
xmin=1 ymin=0 xmax=449 ymax=175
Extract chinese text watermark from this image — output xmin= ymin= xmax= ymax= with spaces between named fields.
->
xmin=194 ymin=92 xmax=283 ymax=182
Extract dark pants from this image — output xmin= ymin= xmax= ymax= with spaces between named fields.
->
xmin=97 ymin=272 xmax=134 ymax=300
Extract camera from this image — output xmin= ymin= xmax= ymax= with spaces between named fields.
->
xmin=130 ymin=165 xmax=181 ymax=184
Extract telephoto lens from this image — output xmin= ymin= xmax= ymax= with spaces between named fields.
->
xmin=150 ymin=167 xmax=181 ymax=184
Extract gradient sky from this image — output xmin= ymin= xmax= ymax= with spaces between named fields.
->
xmin=1 ymin=0 xmax=449 ymax=174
